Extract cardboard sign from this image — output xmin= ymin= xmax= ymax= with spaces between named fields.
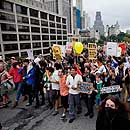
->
xmin=101 ymin=85 xmax=120 ymax=94
xmin=52 ymin=45 xmax=62 ymax=60
xmin=106 ymin=42 xmax=118 ymax=56
xmin=79 ymin=82 xmax=93 ymax=93
xmin=88 ymin=43 xmax=97 ymax=60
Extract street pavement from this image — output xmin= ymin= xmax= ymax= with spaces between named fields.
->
xmin=0 ymin=99 xmax=97 ymax=130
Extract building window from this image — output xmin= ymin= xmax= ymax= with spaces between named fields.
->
xmin=50 ymin=22 xmax=55 ymax=27
xmin=57 ymin=36 xmax=62 ymax=40
xmin=30 ymin=8 xmax=38 ymax=18
xmin=43 ymin=42 xmax=49 ymax=47
xmin=57 ymin=24 xmax=61 ymax=28
xmin=50 ymin=35 xmax=56 ymax=40
xmin=21 ymin=52 xmax=28 ymax=57
xmin=63 ymin=25 xmax=66 ymax=29
xmin=43 ymin=49 xmax=50 ymax=54
xmin=19 ymin=34 xmax=30 ymax=41
xmin=30 ymin=18 xmax=39 ymax=25
xmin=33 ymin=42 xmax=41 ymax=48
xmin=62 ymin=18 xmax=66 ymax=24
xmin=41 ymin=20 xmax=48 ymax=26
xmin=42 ymin=28 xmax=48 ymax=33
xmin=49 ymin=14 xmax=55 ymax=21
xmin=56 ymin=16 xmax=61 ymax=23
xmin=63 ymin=30 xmax=67 ymax=34
xmin=0 ymin=1 xmax=13 ymax=12
xmin=50 ymin=29 xmax=56 ymax=34
xmin=33 ymin=50 xmax=42 ymax=56
xmin=63 ymin=41 xmax=67 ymax=45
xmin=40 ymin=12 xmax=47 ymax=20
xmin=1 ymin=23 xmax=16 ymax=31
xmin=32 ymin=35 xmax=40 ymax=40
xmin=17 ymin=16 xmax=29 ymax=24
xmin=63 ymin=36 xmax=67 ymax=40
xmin=18 ymin=25 xmax=29 ymax=32
xmin=5 ymin=53 xmax=19 ymax=60
xmin=42 ymin=35 xmax=49 ymax=40
xmin=3 ymin=44 xmax=18 ymax=51
xmin=20 ymin=43 xmax=31 ymax=50
xmin=57 ymin=41 xmax=62 ymax=45
xmin=16 ymin=4 xmax=27 ymax=15
xmin=0 ymin=12 xmax=15 ymax=22
xmin=57 ymin=30 xmax=61 ymax=34
xmin=31 ymin=27 xmax=40 ymax=33
xmin=2 ymin=34 xmax=17 ymax=41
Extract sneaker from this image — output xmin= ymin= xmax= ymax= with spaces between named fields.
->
xmin=26 ymin=103 xmax=32 ymax=106
xmin=60 ymin=114 xmax=66 ymax=119
xmin=52 ymin=111 xmax=59 ymax=116
xmin=69 ymin=118 xmax=75 ymax=123
xmin=84 ymin=112 xmax=89 ymax=117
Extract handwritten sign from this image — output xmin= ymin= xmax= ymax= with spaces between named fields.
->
xmin=88 ymin=43 xmax=97 ymax=60
xmin=79 ymin=82 xmax=93 ymax=93
xmin=101 ymin=85 xmax=120 ymax=94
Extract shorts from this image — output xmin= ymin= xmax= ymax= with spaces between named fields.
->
xmin=61 ymin=95 xmax=68 ymax=109
xmin=52 ymin=90 xmax=60 ymax=101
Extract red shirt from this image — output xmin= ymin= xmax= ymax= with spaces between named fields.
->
xmin=9 ymin=67 xmax=23 ymax=83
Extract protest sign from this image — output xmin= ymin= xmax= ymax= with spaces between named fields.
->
xmin=27 ymin=50 xmax=34 ymax=60
xmin=88 ymin=43 xmax=97 ymax=60
xmin=101 ymin=85 xmax=120 ymax=94
xmin=106 ymin=42 xmax=118 ymax=56
xmin=52 ymin=45 xmax=62 ymax=60
xmin=79 ymin=82 xmax=93 ymax=93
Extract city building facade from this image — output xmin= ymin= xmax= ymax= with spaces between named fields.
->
xmin=106 ymin=21 xmax=120 ymax=37
xmin=44 ymin=0 xmax=73 ymax=35
xmin=93 ymin=11 xmax=104 ymax=36
xmin=0 ymin=0 xmax=67 ymax=59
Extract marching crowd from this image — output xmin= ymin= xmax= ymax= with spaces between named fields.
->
xmin=0 ymin=48 xmax=130 ymax=129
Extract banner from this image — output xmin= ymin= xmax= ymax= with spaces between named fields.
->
xmin=118 ymin=43 xmax=126 ymax=54
xmin=52 ymin=45 xmax=62 ymax=60
xmin=88 ymin=43 xmax=97 ymax=60
xmin=79 ymin=82 xmax=93 ymax=93
xmin=101 ymin=85 xmax=120 ymax=94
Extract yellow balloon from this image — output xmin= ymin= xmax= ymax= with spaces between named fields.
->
xmin=74 ymin=42 xmax=83 ymax=54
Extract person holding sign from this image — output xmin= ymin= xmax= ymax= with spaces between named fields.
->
xmin=66 ymin=66 xmax=83 ymax=123
xmin=82 ymin=67 xmax=96 ymax=118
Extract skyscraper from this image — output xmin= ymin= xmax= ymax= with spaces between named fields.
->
xmin=94 ymin=12 xmax=104 ymax=36
xmin=44 ymin=0 xmax=73 ymax=34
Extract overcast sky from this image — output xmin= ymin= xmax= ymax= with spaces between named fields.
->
xmin=73 ymin=0 xmax=130 ymax=31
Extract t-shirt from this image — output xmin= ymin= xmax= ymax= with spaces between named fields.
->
xmin=51 ymin=70 xmax=60 ymax=90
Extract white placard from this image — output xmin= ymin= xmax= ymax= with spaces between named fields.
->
xmin=106 ymin=42 xmax=118 ymax=56
xmin=27 ymin=50 xmax=34 ymax=60
xmin=101 ymin=85 xmax=120 ymax=94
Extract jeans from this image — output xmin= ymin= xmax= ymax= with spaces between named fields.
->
xmin=15 ymin=82 xmax=23 ymax=102
xmin=68 ymin=93 xmax=81 ymax=119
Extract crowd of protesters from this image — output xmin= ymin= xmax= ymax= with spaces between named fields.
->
xmin=0 ymin=47 xmax=130 ymax=129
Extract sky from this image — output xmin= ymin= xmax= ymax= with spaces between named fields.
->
xmin=73 ymin=0 xmax=130 ymax=31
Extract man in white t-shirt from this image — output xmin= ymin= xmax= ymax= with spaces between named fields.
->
xmin=49 ymin=63 xmax=60 ymax=116
xmin=66 ymin=67 xmax=83 ymax=123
